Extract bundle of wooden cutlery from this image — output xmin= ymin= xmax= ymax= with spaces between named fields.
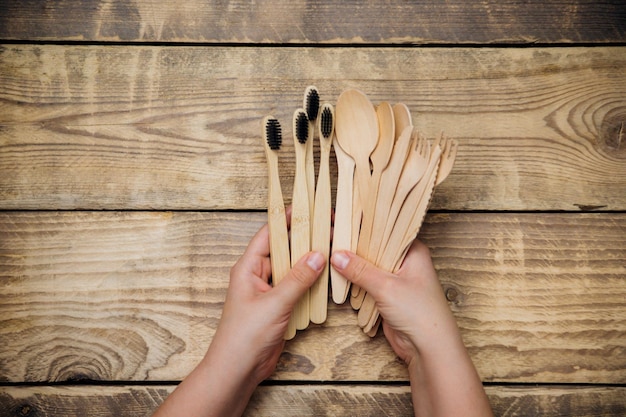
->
xmin=262 ymin=87 xmax=457 ymax=339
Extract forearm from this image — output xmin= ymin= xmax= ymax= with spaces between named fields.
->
xmin=407 ymin=329 xmax=492 ymax=417
xmin=153 ymin=344 xmax=258 ymax=417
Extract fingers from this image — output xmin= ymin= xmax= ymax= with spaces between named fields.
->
xmin=396 ymin=239 xmax=434 ymax=275
xmin=273 ymin=251 xmax=325 ymax=307
xmin=330 ymin=251 xmax=395 ymax=300
xmin=244 ymin=223 xmax=271 ymax=259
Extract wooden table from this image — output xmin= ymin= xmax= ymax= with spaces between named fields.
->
xmin=1 ymin=2 xmax=625 ymax=415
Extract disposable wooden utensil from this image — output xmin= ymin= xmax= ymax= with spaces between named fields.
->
xmin=330 ymin=137 xmax=355 ymax=304
xmin=350 ymin=125 xmax=413 ymax=309
xmin=393 ymin=103 xmax=412 ymax=139
xmin=364 ymin=126 xmax=414 ymax=267
xmin=378 ymin=143 xmax=442 ymax=272
xmin=291 ymin=109 xmax=311 ymax=330
xmin=348 ymin=176 xmax=363 ymax=307
xmin=349 ymin=102 xmax=395 ymax=306
xmin=362 ymin=143 xmax=444 ymax=333
xmin=262 ymin=116 xmax=295 ymax=340
xmin=377 ymin=131 xmax=430 ymax=261
xmin=356 ymin=102 xmax=395 ymax=258
xmin=334 ymin=89 xmax=379 ymax=217
xmin=392 ymin=136 xmax=458 ymax=271
xmin=434 ymin=134 xmax=459 ymax=186
xmin=357 ymin=131 xmax=430 ymax=328
xmin=366 ymin=103 xmax=413 ymax=261
xmin=310 ymin=103 xmax=334 ymax=324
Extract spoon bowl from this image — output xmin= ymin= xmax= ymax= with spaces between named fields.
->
xmin=335 ymin=89 xmax=379 ymax=210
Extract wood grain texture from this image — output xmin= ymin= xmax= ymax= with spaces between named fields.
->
xmin=1 ymin=45 xmax=625 ymax=211
xmin=0 ymin=385 xmax=625 ymax=417
xmin=1 ymin=0 xmax=625 ymax=44
xmin=1 ymin=211 xmax=624 ymax=384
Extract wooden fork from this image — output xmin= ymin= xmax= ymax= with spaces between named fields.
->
xmin=363 ymin=136 xmax=458 ymax=334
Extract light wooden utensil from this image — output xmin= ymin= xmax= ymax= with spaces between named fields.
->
xmin=356 ymin=102 xmax=395 ymax=257
xmin=377 ymin=130 xmax=430 ymax=262
xmin=376 ymin=143 xmax=442 ymax=270
xmin=291 ymin=108 xmax=311 ymax=330
xmin=393 ymin=135 xmax=458 ymax=271
xmin=359 ymin=139 xmax=458 ymax=335
xmin=434 ymin=133 xmax=459 ymax=186
xmin=262 ymin=116 xmax=295 ymax=339
xmin=334 ymin=89 xmax=379 ymax=217
xmin=349 ymin=102 xmax=395 ymax=306
xmin=310 ymin=103 xmax=334 ymax=324
xmin=330 ymin=136 xmax=355 ymax=304
xmin=366 ymin=103 xmax=414 ymax=261
xmin=347 ymin=174 xmax=363 ymax=306
xmin=356 ymin=131 xmax=430 ymax=328
xmin=350 ymin=125 xmax=413 ymax=309
xmin=363 ymin=125 xmax=414 ymax=267
xmin=393 ymin=103 xmax=412 ymax=139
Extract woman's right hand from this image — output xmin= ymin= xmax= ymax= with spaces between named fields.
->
xmin=330 ymin=239 xmax=459 ymax=361
xmin=331 ymin=239 xmax=493 ymax=417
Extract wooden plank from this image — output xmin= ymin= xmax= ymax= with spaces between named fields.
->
xmin=1 ymin=1 xmax=625 ymax=44
xmin=1 ymin=211 xmax=624 ymax=384
xmin=1 ymin=45 xmax=625 ymax=211
xmin=1 ymin=385 xmax=625 ymax=417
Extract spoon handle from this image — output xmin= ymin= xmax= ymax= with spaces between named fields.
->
xmin=330 ymin=142 xmax=355 ymax=304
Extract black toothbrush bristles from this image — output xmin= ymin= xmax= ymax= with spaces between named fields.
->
xmin=295 ymin=111 xmax=309 ymax=144
xmin=304 ymin=86 xmax=320 ymax=122
xmin=320 ymin=106 xmax=333 ymax=139
xmin=265 ymin=118 xmax=282 ymax=150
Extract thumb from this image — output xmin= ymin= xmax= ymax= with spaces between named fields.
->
xmin=274 ymin=251 xmax=325 ymax=307
xmin=330 ymin=251 xmax=394 ymax=300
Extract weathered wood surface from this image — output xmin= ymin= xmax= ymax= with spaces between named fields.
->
xmin=1 ymin=0 xmax=625 ymax=44
xmin=1 ymin=211 xmax=624 ymax=384
xmin=1 ymin=45 xmax=625 ymax=211
xmin=1 ymin=385 xmax=625 ymax=417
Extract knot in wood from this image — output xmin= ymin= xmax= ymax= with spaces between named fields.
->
xmin=600 ymin=109 xmax=626 ymax=157
xmin=445 ymin=287 xmax=459 ymax=302
xmin=17 ymin=404 xmax=34 ymax=416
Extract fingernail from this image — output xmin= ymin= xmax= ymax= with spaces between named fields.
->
xmin=331 ymin=252 xmax=349 ymax=270
xmin=307 ymin=252 xmax=325 ymax=272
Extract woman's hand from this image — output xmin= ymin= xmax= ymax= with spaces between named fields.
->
xmin=211 ymin=223 xmax=326 ymax=384
xmin=330 ymin=240 xmax=493 ymax=417
xmin=153 ymin=223 xmax=325 ymax=417
xmin=331 ymin=240 xmax=456 ymax=361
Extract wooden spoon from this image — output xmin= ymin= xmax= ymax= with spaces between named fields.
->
xmin=330 ymin=137 xmax=355 ymax=304
xmin=393 ymin=103 xmax=412 ymax=139
xmin=335 ymin=89 xmax=379 ymax=219
xmin=349 ymin=102 xmax=395 ymax=305
xmin=350 ymin=125 xmax=413 ymax=309
xmin=356 ymin=102 xmax=395 ymax=258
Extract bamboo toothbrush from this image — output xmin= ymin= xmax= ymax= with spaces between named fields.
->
xmin=291 ymin=109 xmax=312 ymax=330
xmin=261 ymin=116 xmax=295 ymax=339
xmin=304 ymin=86 xmax=320 ymax=231
xmin=310 ymin=103 xmax=334 ymax=324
